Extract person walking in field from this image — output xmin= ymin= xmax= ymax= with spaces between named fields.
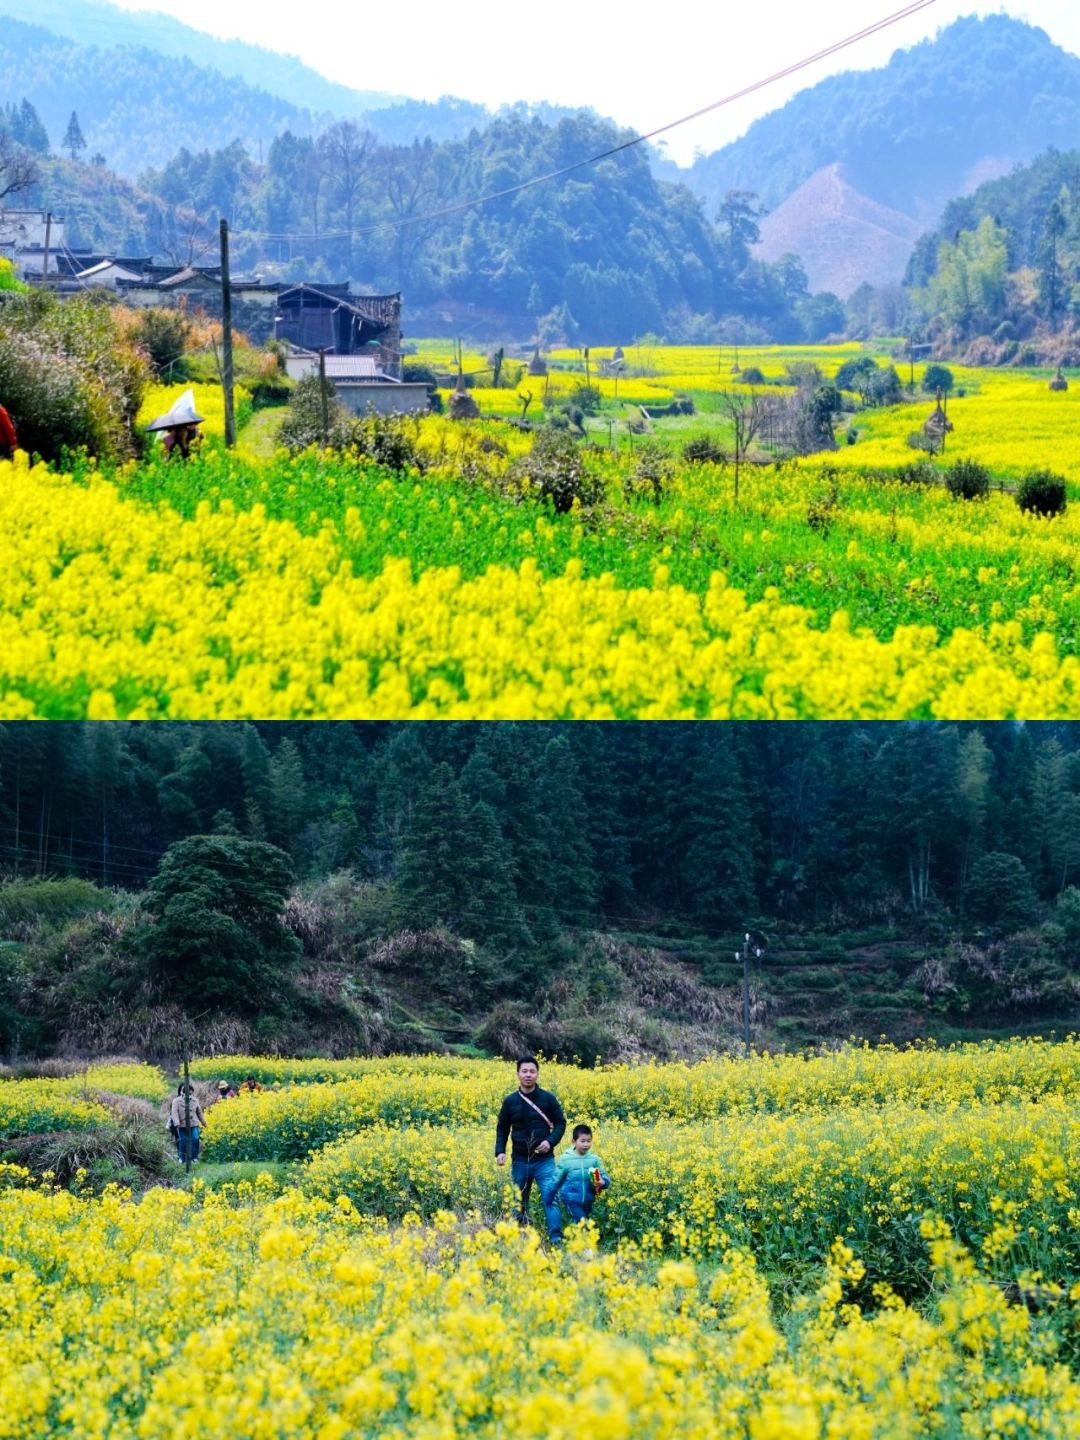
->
xmin=553 ymin=1124 xmax=611 ymax=1226
xmin=169 ymin=1083 xmax=206 ymax=1165
xmin=495 ymin=1056 xmax=566 ymax=1244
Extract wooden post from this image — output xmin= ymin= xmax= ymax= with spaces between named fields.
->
xmin=219 ymin=218 xmax=237 ymax=449
xmin=318 ymin=347 xmax=329 ymax=446
xmin=42 ymin=212 xmax=52 ymax=285
xmin=741 ymin=937 xmax=751 ymax=1058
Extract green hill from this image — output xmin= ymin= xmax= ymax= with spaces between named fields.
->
xmin=686 ymin=15 xmax=1080 ymax=227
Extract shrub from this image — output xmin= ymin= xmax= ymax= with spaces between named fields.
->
xmin=682 ymin=435 xmax=726 ymax=464
xmin=895 ymin=459 xmax=938 ymax=486
xmin=0 ymin=877 xmax=108 ymax=931
xmin=345 ymin=411 xmax=425 ymax=474
xmin=834 ymin=356 xmax=877 ymax=392
xmin=623 ymin=441 xmax=674 ymax=505
xmin=130 ymin=308 xmax=192 ymax=378
xmin=511 ymin=429 xmax=604 ymax=513
xmin=566 ymin=383 xmax=602 ymax=414
xmin=739 ymin=366 xmax=766 ymax=386
xmin=945 ymin=458 xmax=990 ymax=501
xmin=966 ymin=852 xmax=1039 ymax=934
xmin=279 ymin=373 xmax=350 ymax=450
xmin=1015 ymin=469 xmax=1067 ymax=517
xmin=0 ymin=291 xmax=147 ymax=461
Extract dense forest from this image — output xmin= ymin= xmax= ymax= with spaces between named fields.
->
xmin=0 ymin=14 xmax=590 ymax=180
xmin=686 ymin=16 xmax=1080 ymax=221
xmin=1 ymin=723 xmax=1078 ymax=1061
xmin=8 ymin=102 xmax=838 ymax=341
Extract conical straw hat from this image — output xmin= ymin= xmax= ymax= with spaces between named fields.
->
xmin=146 ymin=387 xmax=205 ymax=431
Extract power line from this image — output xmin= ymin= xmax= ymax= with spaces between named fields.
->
xmin=181 ymin=1 xmax=935 ymax=246
xmin=340 ymin=0 xmax=937 ymax=238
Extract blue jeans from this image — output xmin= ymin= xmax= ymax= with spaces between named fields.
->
xmin=177 ymin=1126 xmax=200 ymax=1163
xmin=511 ymin=1156 xmax=563 ymax=1242
xmin=561 ymin=1191 xmax=594 ymax=1225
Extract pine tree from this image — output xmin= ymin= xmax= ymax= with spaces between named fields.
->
xmin=535 ymin=733 xmax=597 ymax=920
xmin=63 ymin=111 xmax=86 ymax=163
xmin=18 ymin=100 xmax=48 ymax=155
xmin=460 ymin=800 xmax=521 ymax=941
xmin=268 ymin=738 xmax=308 ymax=854
xmin=397 ymin=763 xmax=473 ymax=928
xmin=681 ymin=731 xmax=755 ymax=928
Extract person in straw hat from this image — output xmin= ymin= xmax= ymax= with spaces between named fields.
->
xmin=146 ymin=387 xmax=204 ymax=460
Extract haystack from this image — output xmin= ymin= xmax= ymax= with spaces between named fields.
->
xmin=527 ymin=345 xmax=548 ymax=377
xmin=1049 ymin=365 xmax=1069 ymax=392
xmin=923 ymin=401 xmax=954 ymax=444
xmin=449 ymin=372 xmax=480 ymax=420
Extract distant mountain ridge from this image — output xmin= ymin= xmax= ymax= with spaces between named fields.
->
xmin=0 ymin=0 xmax=401 ymax=117
xmin=686 ymin=15 xmax=1080 ymax=221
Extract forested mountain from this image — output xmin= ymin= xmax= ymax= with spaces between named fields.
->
xmin=688 ymin=16 xmax=1080 ymax=218
xmin=131 ymin=113 xmax=832 ymax=340
xmin=905 ymin=147 xmax=1080 ymax=286
xmin=0 ymin=8 xmax=589 ymax=180
xmin=0 ymin=18 xmax=321 ymax=176
xmin=3 ymin=721 xmax=1080 ymax=925
xmin=683 ymin=16 xmax=1080 ymax=293
xmin=0 ymin=0 xmax=401 ymax=118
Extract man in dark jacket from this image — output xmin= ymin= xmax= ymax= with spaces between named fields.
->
xmin=495 ymin=1056 xmax=566 ymax=1243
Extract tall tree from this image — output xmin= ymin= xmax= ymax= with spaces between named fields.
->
xmin=62 ymin=110 xmax=86 ymax=163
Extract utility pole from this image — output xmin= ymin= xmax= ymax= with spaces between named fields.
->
xmin=42 ymin=211 xmax=52 ymax=286
xmin=318 ymin=347 xmax=329 ymax=446
xmin=735 ymin=931 xmax=763 ymax=1058
xmin=219 ymin=218 xmax=237 ymax=448
xmin=908 ymin=333 xmax=916 ymax=394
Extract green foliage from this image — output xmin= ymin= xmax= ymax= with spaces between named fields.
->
xmin=921 ymin=218 xmax=1009 ymax=340
xmin=623 ymin=441 xmax=674 ymax=505
xmin=945 ymin=458 xmax=991 ymax=501
xmin=740 ymin=367 xmax=766 ymax=385
xmin=1015 ymin=469 xmax=1067 ymax=518
xmin=130 ymin=309 xmax=191 ymax=378
xmin=1056 ymin=887 xmax=1080 ymax=944
xmin=0 ymin=878 xmax=108 ymax=931
xmin=0 ymin=259 xmax=27 ymax=293
xmin=344 ymin=412 xmax=426 ymax=474
xmin=966 ymin=853 xmax=1039 ymax=935
xmin=922 ymin=364 xmax=955 ymax=395
xmin=136 ymin=834 xmax=301 ymax=1014
xmin=0 ymin=291 xmax=147 ymax=461
xmin=682 ymin=435 xmax=726 ymax=464
xmin=511 ymin=430 xmax=604 ymax=513
xmin=278 ymin=373 xmax=350 ymax=452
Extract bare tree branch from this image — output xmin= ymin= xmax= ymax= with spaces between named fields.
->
xmin=0 ymin=133 xmax=39 ymax=203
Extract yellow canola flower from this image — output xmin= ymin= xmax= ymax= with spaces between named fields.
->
xmin=3 ymin=457 xmax=1080 ymax=719
xmin=0 ymin=1184 xmax=1077 ymax=1440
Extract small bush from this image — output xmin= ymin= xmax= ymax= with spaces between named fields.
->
xmin=278 ymin=373 xmax=350 ymax=450
xmin=511 ymin=430 xmax=604 ymax=513
xmin=740 ymin=366 xmax=766 ymax=385
xmin=682 ymin=435 xmax=726 ymax=464
xmin=0 ymin=877 xmax=109 ymax=931
xmin=1015 ymin=469 xmax=1067 ymax=517
xmin=623 ymin=441 xmax=674 ymax=505
xmin=895 ymin=458 xmax=938 ymax=486
xmin=945 ymin=458 xmax=990 ymax=501
xmin=345 ymin=411 xmax=425 ymax=474
xmin=131 ymin=308 xmax=191 ymax=378
xmin=566 ymin=383 xmax=601 ymax=414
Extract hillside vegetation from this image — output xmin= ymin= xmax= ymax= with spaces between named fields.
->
xmin=1 ymin=721 xmax=1077 ymax=1062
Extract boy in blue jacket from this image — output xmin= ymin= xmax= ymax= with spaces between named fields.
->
xmin=553 ymin=1124 xmax=612 ymax=1225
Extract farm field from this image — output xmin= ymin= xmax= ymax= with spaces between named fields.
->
xmin=2 ymin=1039 xmax=1080 ymax=1438
xmin=2 ymin=344 xmax=1080 ymax=718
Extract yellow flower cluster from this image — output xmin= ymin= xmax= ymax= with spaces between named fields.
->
xmin=136 ymin=383 xmax=252 ymax=442
xmin=300 ymin=1097 xmax=1080 ymax=1279
xmin=4 ymin=453 xmax=1080 ymax=719
xmin=0 ymin=1064 xmax=165 ymax=1139
xmin=2 ymin=1181 xmax=1076 ymax=1439
xmin=199 ymin=1038 xmax=1080 ymax=1161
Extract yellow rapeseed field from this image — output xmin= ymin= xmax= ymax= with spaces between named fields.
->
xmin=4 ymin=1041 xmax=1080 ymax=1437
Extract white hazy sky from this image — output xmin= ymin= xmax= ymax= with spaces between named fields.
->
xmin=107 ymin=0 xmax=1080 ymax=163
